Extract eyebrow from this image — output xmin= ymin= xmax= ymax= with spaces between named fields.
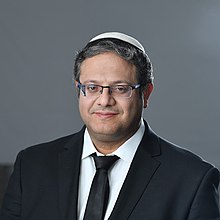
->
xmin=81 ymin=80 xmax=136 ymax=85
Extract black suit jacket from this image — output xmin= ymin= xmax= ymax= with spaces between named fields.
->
xmin=1 ymin=121 xmax=220 ymax=219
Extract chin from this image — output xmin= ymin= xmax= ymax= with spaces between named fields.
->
xmin=90 ymin=124 xmax=120 ymax=136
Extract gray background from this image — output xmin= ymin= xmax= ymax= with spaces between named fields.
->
xmin=0 ymin=0 xmax=219 ymax=169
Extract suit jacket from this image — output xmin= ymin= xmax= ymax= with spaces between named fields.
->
xmin=1 ymin=121 xmax=220 ymax=220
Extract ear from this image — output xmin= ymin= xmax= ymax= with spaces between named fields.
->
xmin=143 ymin=83 xmax=153 ymax=108
xmin=74 ymin=80 xmax=80 ymax=97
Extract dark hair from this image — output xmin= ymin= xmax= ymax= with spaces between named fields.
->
xmin=73 ymin=38 xmax=154 ymax=91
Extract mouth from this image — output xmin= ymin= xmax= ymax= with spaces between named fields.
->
xmin=94 ymin=111 xmax=118 ymax=119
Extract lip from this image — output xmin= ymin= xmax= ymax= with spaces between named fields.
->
xmin=94 ymin=111 xmax=118 ymax=119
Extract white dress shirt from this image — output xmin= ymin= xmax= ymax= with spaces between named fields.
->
xmin=77 ymin=119 xmax=145 ymax=220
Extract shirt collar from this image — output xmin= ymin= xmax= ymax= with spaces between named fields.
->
xmin=82 ymin=118 xmax=145 ymax=162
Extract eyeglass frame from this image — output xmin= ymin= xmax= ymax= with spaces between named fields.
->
xmin=77 ymin=81 xmax=142 ymax=98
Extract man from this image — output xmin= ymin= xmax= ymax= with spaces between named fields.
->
xmin=1 ymin=32 xmax=219 ymax=220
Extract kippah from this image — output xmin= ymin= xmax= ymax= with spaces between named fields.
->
xmin=89 ymin=32 xmax=145 ymax=53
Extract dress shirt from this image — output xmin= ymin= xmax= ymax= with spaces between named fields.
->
xmin=77 ymin=119 xmax=145 ymax=220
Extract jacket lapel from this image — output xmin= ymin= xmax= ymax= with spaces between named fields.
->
xmin=109 ymin=122 xmax=161 ymax=219
xmin=57 ymin=122 xmax=161 ymax=219
xmin=58 ymin=128 xmax=85 ymax=220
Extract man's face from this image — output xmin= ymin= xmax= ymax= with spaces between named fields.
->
xmin=77 ymin=52 xmax=152 ymax=148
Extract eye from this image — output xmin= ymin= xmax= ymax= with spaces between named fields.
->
xmin=113 ymin=85 xmax=130 ymax=94
xmin=86 ymin=85 xmax=100 ymax=93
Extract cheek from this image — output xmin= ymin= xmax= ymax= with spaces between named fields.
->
xmin=120 ymin=99 xmax=142 ymax=117
xmin=78 ymin=98 xmax=91 ymax=117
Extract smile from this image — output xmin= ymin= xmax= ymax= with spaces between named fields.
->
xmin=94 ymin=111 xmax=118 ymax=119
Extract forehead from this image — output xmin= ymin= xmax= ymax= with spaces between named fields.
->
xmin=80 ymin=52 xmax=137 ymax=83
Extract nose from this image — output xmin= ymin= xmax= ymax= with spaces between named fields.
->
xmin=97 ymin=87 xmax=116 ymax=107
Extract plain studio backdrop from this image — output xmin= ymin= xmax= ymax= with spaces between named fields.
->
xmin=0 ymin=0 xmax=219 ymax=171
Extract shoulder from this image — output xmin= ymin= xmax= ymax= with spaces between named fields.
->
xmin=143 ymin=121 xmax=217 ymax=174
xmin=143 ymin=121 xmax=215 ymax=170
xmin=22 ymin=133 xmax=75 ymax=153
xmin=157 ymin=137 xmax=217 ymax=175
xmin=17 ymin=128 xmax=85 ymax=163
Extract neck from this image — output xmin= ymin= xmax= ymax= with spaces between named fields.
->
xmin=89 ymin=128 xmax=140 ymax=155
xmin=92 ymin=139 xmax=125 ymax=155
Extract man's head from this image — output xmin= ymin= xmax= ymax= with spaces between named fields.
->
xmin=73 ymin=32 xmax=154 ymax=153
xmin=73 ymin=32 xmax=154 ymax=92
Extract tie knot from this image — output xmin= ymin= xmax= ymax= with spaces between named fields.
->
xmin=92 ymin=154 xmax=119 ymax=170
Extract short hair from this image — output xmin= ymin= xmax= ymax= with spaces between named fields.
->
xmin=73 ymin=38 xmax=154 ymax=91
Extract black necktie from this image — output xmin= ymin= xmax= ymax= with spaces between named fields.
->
xmin=83 ymin=153 xmax=119 ymax=220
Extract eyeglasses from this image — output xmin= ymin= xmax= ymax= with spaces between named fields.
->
xmin=77 ymin=81 xmax=141 ymax=98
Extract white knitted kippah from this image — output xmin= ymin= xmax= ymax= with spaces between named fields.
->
xmin=89 ymin=32 xmax=145 ymax=53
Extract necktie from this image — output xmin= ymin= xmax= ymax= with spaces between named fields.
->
xmin=83 ymin=153 xmax=119 ymax=220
